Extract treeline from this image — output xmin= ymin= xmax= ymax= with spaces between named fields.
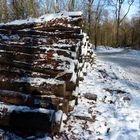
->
xmin=0 ymin=0 xmax=139 ymax=49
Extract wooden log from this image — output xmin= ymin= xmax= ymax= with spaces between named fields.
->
xmin=0 ymin=51 xmax=40 ymax=62
xmin=65 ymin=81 xmax=76 ymax=92
xmin=0 ymin=89 xmax=69 ymax=111
xmin=28 ymin=97 xmax=69 ymax=113
xmin=0 ymin=79 xmax=66 ymax=97
xmin=10 ymin=111 xmax=53 ymax=134
xmin=0 ymin=104 xmax=63 ymax=135
xmin=0 ymin=22 xmax=41 ymax=30
xmin=0 ymin=36 xmax=82 ymax=49
xmin=41 ymin=17 xmax=83 ymax=28
xmin=0 ymin=39 xmax=81 ymax=48
xmin=33 ymin=95 xmax=66 ymax=104
xmin=0 ymin=16 xmax=82 ymax=30
xmin=0 ymin=43 xmax=78 ymax=53
xmin=0 ymin=52 xmax=72 ymax=69
xmin=0 ymin=59 xmax=67 ymax=76
xmin=1 ymin=30 xmax=81 ymax=37
xmin=0 ymin=90 xmax=29 ymax=105
xmin=0 ymin=69 xmax=51 ymax=80
xmin=0 ymin=12 xmax=83 ymax=117
xmin=0 ymin=44 xmax=46 ymax=54
xmin=0 ymin=30 xmax=84 ymax=39
xmin=69 ymin=17 xmax=83 ymax=27
xmin=0 ymin=26 xmax=81 ymax=34
xmin=0 ymin=65 xmax=73 ymax=81
xmin=0 ymin=60 xmax=76 ymax=82
xmin=36 ymin=26 xmax=81 ymax=33
xmin=0 ymin=70 xmax=77 ymax=94
xmin=0 ymin=65 xmax=72 ymax=82
xmin=58 ymin=99 xmax=69 ymax=113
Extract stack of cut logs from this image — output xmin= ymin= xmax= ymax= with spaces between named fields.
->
xmin=0 ymin=12 xmax=95 ymax=136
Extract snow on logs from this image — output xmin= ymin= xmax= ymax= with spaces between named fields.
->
xmin=0 ymin=103 xmax=63 ymax=136
xmin=0 ymin=11 xmax=95 ymax=135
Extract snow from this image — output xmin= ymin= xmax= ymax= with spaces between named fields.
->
xmin=52 ymin=43 xmax=73 ymax=48
xmin=1 ymin=44 xmax=139 ymax=139
xmin=81 ymin=33 xmax=88 ymax=56
xmin=55 ymin=110 xmax=63 ymax=124
xmin=95 ymin=46 xmax=124 ymax=53
xmin=14 ymin=77 xmax=64 ymax=86
xmin=0 ymin=104 xmax=61 ymax=139
xmin=53 ymin=54 xmax=78 ymax=83
xmin=65 ymin=11 xmax=83 ymax=16
xmin=96 ymin=46 xmax=140 ymax=58
xmin=0 ymin=129 xmax=52 ymax=140
xmin=0 ymin=129 xmax=24 ymax=140
xmin=1 ymin=8 xmax=139 ymax=139
xmin=36 ymin=136 xmax=52 ymax=140
xmin=0 ymin=11 xmax=82 ymax=26
xmin=0 ymin=102 xmax=55 ymax=114
xmin=128 ymin=49 xmax=140 ymax=57
xmin=56 ymin=52 xmax=140 ymax=140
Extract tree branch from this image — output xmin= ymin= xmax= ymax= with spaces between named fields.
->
xmin=120 ymin=0 xmax=134 ymax=23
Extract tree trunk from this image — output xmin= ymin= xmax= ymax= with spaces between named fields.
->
xmin=94 ymin=25 xmax=97 ymax=50
xmin=131 ymin=28 xmax=134 ymax=48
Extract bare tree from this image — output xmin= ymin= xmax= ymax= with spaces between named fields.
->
xmin=131 ymin=15 xmax=140 ymax=49
xmin=93 ymin=0 xmax=105 ymax=50
xmin=87 ymin=0 xmax=94 ymax=37
xmin=0 ymin=0 xmax=8 ymax=22
xmin=114 ymin=0 xmax=134 ymax=46
xmin=54 ymin=0 xmax=60 ymax=13
xmin=28 ymin=0 xmax=40 ymax=17
xmin=67 ymin=0 xmax=75 ymax=11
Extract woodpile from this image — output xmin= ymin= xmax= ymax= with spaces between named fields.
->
xmin=0 ymin=11 xmax=95 ymax=136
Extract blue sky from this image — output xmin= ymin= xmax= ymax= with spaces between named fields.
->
xmin=124 ymin=0 xmax=139 ymax=18
xmin=105 ymin=0 xmax=140 ymax=19
xmin=39 ymin=0 xmax=139 ymax=19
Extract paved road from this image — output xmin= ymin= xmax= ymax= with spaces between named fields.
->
xmin=97 ymin=49 xmax=140 ymax=84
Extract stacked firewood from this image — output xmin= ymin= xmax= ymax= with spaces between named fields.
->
xmin=0 ymin=11 xmax=94 ymax=136
xmin=78 ymin=33 xmax=96 ymax=78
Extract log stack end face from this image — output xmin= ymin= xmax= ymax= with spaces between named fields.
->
xmin=0 ymin=11 xmax=95 ymax=136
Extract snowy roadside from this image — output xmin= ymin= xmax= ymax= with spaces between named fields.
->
xmin=56 ymin=58 xmax=140 ymax=140
xmin=127 ymin=50 xmax=140 ymax=57
xmin=95 ymin=46 xmax=140 ymax=58
xmin=95 ymin=46 xmax=124 ymax=53
xmin=1 ymin=49 xmax=140 ymax=140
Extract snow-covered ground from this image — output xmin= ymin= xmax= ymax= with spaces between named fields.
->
xmin=1 ymin=47 xmax=140 ymax=140
xmin=127 ymin=50 xmax=140 ymax=57
xmin=96 ymin=46 xmax=140 ymax=58
xmin=96 ymin=47 xmax=140 ymax=84
xmin=57 ymin=58 xmax=140 ymax=140
xmin=95 ymin=46 xmax=124 ymax=53
xmin=54 ymin=47 xmax=140 ymax=140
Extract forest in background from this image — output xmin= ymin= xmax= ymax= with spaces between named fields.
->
xmin=0 ymin=0 xmax=139 ymax=49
